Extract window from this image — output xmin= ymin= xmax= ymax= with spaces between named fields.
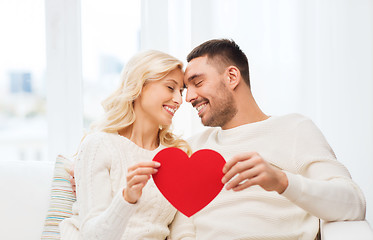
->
xmin=81 ymin=0 xmax=141 ymax=128
xmin=0 ymin=0 xmax=47 ymax=161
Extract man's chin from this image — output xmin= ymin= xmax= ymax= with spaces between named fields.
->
xmin=200 ymin=116 xmax=215 ymax=127
xmin=200 ymin=116 xmax=209 ymax=126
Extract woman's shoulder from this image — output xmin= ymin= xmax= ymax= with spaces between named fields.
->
xmin=86 ymin=131 xmax=119 ymax=140
xmin=81 ymin=131 xmax=119 ymax=149
xmin=76 ymin=132 xmax=123 ymax=164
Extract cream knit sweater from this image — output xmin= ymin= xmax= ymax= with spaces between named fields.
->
xmin=59 ymin=132 xmax=176 ymax=240
xmin=169 ymin=114 xmax=366 ymax=240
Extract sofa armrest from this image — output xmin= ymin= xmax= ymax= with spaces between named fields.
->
xmin=321 ymin=220 xmax=373 ymax=240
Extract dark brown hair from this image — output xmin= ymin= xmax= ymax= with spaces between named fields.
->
xmin=187 ymin=39 xmax=250 ymax=87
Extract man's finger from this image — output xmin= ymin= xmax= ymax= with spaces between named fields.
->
xmin=70 ymin=167 xmax=74 ymax=176
xmin=70 ymin=176 xmax=76 ymax=184
xmin=232 ymin=178 xmax=257 ymax=191
xmin=225 ymin=168 xmax=259 ymax=189
xmin=222 ymin=158 xmax=256 ymax=184
xmin=222 ymin=152 xmax=256 ymax=173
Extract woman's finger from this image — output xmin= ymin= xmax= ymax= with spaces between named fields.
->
xmin=127 ymin=167 xmax=158 ymax=181
xmin=128 ymin=161 xmax=160 ymax=172
xmin=127 ymin=175 xmax=150 ymax=188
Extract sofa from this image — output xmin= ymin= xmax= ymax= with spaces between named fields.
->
xmin=0 ymin=160 xmax=372 ymax=240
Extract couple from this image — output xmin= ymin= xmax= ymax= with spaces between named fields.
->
xmin=60 ymin=39 xmax=366 ymax=240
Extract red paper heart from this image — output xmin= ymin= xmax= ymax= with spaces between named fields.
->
xmin=152 ymin=147 xmax=225 ymax=217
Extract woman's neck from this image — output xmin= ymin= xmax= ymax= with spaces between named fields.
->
xmin=118 ymin=122 xmax=160 ymax=150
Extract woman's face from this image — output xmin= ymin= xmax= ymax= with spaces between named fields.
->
xmin=134 ymin=67 xmax=184 ymax=127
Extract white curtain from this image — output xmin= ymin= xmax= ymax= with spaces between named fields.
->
xmin=45 ymin=0 xmax=83 ymax=162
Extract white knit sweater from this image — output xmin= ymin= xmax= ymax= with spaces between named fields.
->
xmin=169 ymin=114 xmax=366 ymax=240
xmin=59 ymin=132 xmax=176 ymax=240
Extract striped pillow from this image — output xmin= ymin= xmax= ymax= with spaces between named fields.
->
xmin=41 ymin=155 xmax=76 ymax=239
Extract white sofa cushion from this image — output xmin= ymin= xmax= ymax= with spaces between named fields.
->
xmin=321 ymin=220 xmax=373 ymax=240
xmin=0 ymin=160 xmax=54 ymax=240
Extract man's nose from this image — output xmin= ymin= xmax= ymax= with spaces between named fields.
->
xmin=185 ymin=87 xmax=197 ymax=103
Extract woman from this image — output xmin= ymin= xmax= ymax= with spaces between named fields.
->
xmin=60 ymin=50 xmax=191 ymax=239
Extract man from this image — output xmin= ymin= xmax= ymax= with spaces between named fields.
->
xmin=169 ymin=39 xmax=365 ymax=239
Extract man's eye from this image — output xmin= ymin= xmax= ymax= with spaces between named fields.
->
xmin=195 ymin=81 xmax=202 ymax=86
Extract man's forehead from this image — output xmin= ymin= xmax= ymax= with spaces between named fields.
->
xmin=185 ymin=56 xmax=208 ymax=78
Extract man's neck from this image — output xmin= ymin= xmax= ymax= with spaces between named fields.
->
xmin=221 ymin=90 xmax=269 ymax=130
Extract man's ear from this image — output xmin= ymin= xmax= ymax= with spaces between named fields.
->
xmin=225 ymin=66 xmax=240 ymax=90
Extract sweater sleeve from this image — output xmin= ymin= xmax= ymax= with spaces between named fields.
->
xmin=281 ymin=118 xmax=366 ymax=221
xmin=168 ymin=211 xmax=196 ymax=240
xmin=75 ymin=133 xmax=138 ymax=240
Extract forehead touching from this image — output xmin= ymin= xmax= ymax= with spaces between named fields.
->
xmin=184 ymin=56 xmax=218 ymax=86
xmin=163 ymin=67 xmax=184 ymax=87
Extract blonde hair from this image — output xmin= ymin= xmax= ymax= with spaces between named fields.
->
xmin=90 ymin=50 xmax=192 ymax=155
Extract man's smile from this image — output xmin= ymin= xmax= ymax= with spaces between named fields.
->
xmin=193 ymin=100 xmax=209 ymax=116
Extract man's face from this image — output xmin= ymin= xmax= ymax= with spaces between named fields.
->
xmin=184 ymin=56 xmax=237 ymax=127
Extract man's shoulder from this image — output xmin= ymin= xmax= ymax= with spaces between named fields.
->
xmin=276 ymin=113 xmax=309 ymax=123
xmin=186 ymin=127 xmax=217 ymax=146
xmin=271 ymin=113 xmax=313 ymax=128
xmin=259 ymin=113 xmax=316 ymax=136
xmin=273 ymin=113 xmax=324 ymax=138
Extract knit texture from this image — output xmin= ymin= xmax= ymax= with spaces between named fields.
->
xmin=169 ymin=113 xmax=365 ymax=240
xmin=60 ymin=132 xmax=177 ymax=240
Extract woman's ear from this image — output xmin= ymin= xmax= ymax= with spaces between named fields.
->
xmin=226 ymin=66 xmax=240 ymax=90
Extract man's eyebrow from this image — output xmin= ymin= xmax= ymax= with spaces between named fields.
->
xmin=186 ymin=73 xmax=204 ymax=83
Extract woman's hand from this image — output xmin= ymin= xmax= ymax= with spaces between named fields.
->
xmin=123 ymin=161 xmax=160 ymax=204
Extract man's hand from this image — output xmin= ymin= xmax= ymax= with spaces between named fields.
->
xmin=123 ymin=161 xmax=160 ymax=204
xmin=221 ymin=152 xmax=288 ymax=194
xmin=68 ymin=165 xmax=76 ymax=197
